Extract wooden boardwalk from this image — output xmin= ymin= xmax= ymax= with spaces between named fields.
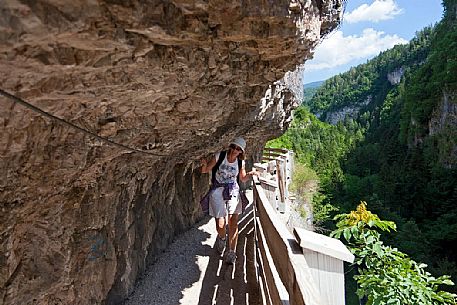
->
xmin=198 ymin=202 xmax=259 ymax=305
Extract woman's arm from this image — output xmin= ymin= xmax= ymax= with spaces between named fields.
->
xmin=239 ymin=165 xmax=258 ymax=182
xmin=201 ymin=156 xmax=217 ymax=173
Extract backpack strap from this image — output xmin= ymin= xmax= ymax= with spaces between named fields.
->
xmin=211 ymin=150 xmax=243 ymax=184
xmin=237 ymin=158 xmax=242 ymax=184
xmin=212 ymin=150 xmax=227 ymax=182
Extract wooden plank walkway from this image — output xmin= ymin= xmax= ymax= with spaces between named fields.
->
xmin=123 ymin=192 xmax=259 ymax=305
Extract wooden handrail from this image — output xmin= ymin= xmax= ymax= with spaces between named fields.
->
xmin=254 ymin=177 xmax=322 ymax=305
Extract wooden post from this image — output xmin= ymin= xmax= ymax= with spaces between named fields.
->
xmin=276 ymin=159 xmax=285 ymax=213
xmin=280 ymin=155 xmax=288 ymax=201
xmin=294 ymin=228 xmax=354 ymax=305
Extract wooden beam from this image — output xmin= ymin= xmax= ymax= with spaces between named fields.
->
xmin=263 ymin=152 xmax=284 ymax=158
xmin=254 ymin=163 xmax=268 ymax=170
xmin=264 ymin=147 xmax=289 ymax=154
xmin=262 ymin=156 xmax=283 ymax=162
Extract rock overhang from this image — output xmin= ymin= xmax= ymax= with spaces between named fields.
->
xmin=0 ymin=0 xmax=343 ymax=304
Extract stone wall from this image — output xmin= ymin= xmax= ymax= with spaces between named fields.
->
xmin=0 ymin=0 xmax=343 ymax=304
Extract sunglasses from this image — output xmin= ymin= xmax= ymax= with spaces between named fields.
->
xmin=230 ymin=144 xmax=243 ymax=152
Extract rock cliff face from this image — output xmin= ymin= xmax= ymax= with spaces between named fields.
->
xmin=0 ymin=0 xmax=343 ymax=304
xmin=387 ymin=67 xmax=404 ymax=85
xmin=325 ymin=95 xmax=372 ymax=125
xmin=429 ymin=90 xmax=457 ymax=168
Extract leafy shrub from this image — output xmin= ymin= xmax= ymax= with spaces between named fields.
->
xmin=331 ymin=202 xmax=457 ymax=305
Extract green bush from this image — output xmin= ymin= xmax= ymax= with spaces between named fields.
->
xmin=332 ymin=202 xmax=457 ymax=305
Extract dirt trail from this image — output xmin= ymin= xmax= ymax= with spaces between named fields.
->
xmin=123 ymin=194 xmax=260 ymax=305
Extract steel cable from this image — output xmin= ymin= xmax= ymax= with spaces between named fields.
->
xmin=0 ymin=88 xmax=169 ymax=157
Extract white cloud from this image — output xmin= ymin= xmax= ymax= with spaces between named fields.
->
xmin=305 ymin=28 xmax=408 ymax=71
xmin=345 ymin=0 xmax=403 ymax=23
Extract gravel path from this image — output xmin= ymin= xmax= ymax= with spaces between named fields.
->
xmin=123 ymin=192 xmax=260 ymax=305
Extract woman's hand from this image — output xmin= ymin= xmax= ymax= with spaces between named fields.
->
xmin=200 ymin=158 xmax=208 ymax=173
xmin=240 ymin=169 xmax=259 ymax=182
xmin=200 ymin=156 xmax=216 ymax=173
xmin=247 ymin=170 xmax=259 ymax=177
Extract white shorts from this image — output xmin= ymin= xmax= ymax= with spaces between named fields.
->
xmin=209 ymin=187 xmax=242 ymax=218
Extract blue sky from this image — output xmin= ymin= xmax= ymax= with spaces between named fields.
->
xmin=303 ymin=0 xmax=444 ymax=84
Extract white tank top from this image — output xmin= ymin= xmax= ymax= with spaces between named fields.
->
xmin=214 ymin=152 xmax=244 ymax=184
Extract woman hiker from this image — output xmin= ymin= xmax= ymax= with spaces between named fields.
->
xmin=200 ymin=137 xmax=258 ymax=264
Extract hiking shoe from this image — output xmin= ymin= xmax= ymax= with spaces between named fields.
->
xmin=215 ymin=236 xmax=226 ymax=254
xmin=225 ymin=250 xmax=237 ymax=264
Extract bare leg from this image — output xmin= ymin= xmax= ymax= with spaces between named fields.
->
xmin=215 ymin=217 xmax=226 ymax=239
xmin=227 ymin=214 xmax=239 ymax=251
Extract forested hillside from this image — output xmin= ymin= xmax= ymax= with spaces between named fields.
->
xmin=303 ymin=80 xmax=324 ymax=103
xmin=270 ymin=0 xmax=457 ymax=302
xmin=305 ymin=25 xmax=434 ymax=121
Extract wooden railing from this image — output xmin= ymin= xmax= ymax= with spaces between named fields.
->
xmin=257 ymin=148 xmax=293 ymax=213
xmin=252 ymin=148 xmax=354 ymax=305
xmin=253 ymin=177 xmax=322 ymax=305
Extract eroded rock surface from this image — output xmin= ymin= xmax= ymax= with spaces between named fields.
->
xmin=0 ymin=0 xmax=342 ymax=304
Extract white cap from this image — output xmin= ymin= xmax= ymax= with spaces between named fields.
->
xmin=230 ymin=137 xmax=246 ymax=152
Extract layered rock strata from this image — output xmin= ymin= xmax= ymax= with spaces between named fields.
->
xmin=0 ymin=0 xmax=343 ymax=304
